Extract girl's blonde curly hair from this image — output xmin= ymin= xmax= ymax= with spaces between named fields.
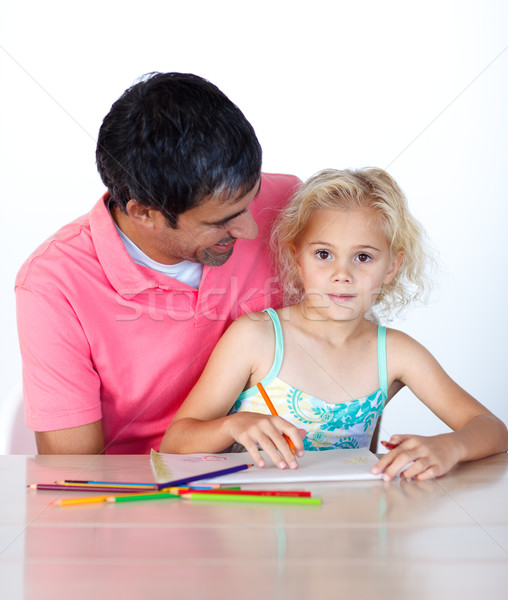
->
xmin=270 ymin=168 xmax=433 ymax=320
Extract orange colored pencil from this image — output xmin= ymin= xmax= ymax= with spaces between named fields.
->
xmin=256 ymin=382 xmax=297 ymax=454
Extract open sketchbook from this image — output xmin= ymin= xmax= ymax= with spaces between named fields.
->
xmin=151 ymin=447 xmax=382 ymax=485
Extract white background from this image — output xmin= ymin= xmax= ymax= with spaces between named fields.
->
xmin=1 ymin=1 xmax=507 ymax=449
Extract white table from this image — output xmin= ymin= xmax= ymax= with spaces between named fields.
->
xmin=1 ymin=453 xmax=508 ymax=599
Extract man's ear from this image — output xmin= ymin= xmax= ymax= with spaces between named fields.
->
xmin=383 ymin=251 xmax=403 ymax=285
xmin=125 ymin=199 xmax=157 ymax=225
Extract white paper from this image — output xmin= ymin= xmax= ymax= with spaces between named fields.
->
xmin=150 ymin=447 xmax=382 ymax=484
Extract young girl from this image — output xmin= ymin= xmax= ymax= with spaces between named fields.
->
xmin=161 ymin=168 xmax=508 ymax=481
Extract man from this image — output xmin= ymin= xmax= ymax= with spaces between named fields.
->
xmin=16 ymin=72 xmax=300 ymax=454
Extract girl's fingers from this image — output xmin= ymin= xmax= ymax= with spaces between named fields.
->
xmin=256 ymin=417 xmax=302 ymax=466
xmin=243 ymin=432 xmax=291 ymax=470
xmin=276 ymin=437 xmax=299 ymax=468
xmin=374 ymin=446 xmax=417 ymax=481
xmin=233 ymin=414 xmax=302 ymax=469
xmin=399 ymin=456 xmax=431 ymax=480
xmin=261 ymin=429 xmax=299 ymax=469
xmin=371 ymin=451 xmax=398 ymax=475
xmin=373 ymin=434 xmax=457 ymax=481
xmin=241 ymin=440 xmax=266 ymax=469
xmin=414 ymin=466 xmax=438 ymax=481
xmin=283 ymin=428 xmax=305 ymax=458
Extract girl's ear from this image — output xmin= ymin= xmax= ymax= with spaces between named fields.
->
xmin=383 ymin=251 xmax=403 ymax=285
xmin=291 ymin=243 xmax=303 ymax=279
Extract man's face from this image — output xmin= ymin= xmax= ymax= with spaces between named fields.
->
xmin=147 ymin=181 xmax=261 ymax=266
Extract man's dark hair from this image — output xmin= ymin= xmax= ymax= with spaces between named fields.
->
xmin=96 ymin=72 xmax=262 ymax=227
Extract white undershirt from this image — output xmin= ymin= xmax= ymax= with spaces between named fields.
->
xmin=113 ymin=219 xmax=203 ymax=289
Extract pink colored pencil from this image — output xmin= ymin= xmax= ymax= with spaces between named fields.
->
xmin=28 ymin=483 xmax=156 ymax=494
xmin=167 ymin=487 xmax=311 ymax=497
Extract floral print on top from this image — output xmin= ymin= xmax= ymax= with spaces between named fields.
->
xmin=229 ymin=308 xmax=387 ymax=451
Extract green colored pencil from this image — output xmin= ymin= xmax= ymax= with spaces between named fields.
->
xmin=182 ymin=493 xmax=321 ymax=505
xmin=106 ymin=492 xmax=180 ymax=503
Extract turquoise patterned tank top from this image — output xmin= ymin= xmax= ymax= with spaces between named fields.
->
xmin=229 ymin=308 xmax=388 ymax=451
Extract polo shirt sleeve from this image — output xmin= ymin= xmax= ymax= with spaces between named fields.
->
xmin=16 ymin=285 xmax=102 ymax=432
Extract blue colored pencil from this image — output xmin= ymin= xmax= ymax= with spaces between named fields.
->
xmin=156 ymin=463 xmax=253 ymax=490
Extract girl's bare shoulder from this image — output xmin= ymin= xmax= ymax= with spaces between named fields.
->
xmin=225 ymin=311 xmax=277 ymax=351
xmin=385 ymin=327 xmax=427 ymax=352
xmin=385 ymin=326 xmax=436 ymax=378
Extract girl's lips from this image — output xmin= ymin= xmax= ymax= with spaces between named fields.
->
xmin=329 ymin=294 xmax=356 ymax=303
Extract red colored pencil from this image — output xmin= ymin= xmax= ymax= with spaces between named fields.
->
xmin=380 ymin=440 xmax=399 ymax=450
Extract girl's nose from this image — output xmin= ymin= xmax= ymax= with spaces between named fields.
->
xmin=331 ymin=261 xmax=352 ymax=283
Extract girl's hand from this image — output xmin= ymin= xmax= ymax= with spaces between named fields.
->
xmin=371 ymin=433 xmax=463 ymax=481
xmin=227 ymin=412 xmax=305 ymax=469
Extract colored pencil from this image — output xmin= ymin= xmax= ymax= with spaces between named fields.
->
xmin=56 ymin=482 xmax=158 ymax=491
xmin=380 ymin=440 xmax=399 ymax=450
xmin=167 ymin=488 xmax=311 ymax=497
xmin=106 ymin=492 xmax=179 ymax=503
xmin=60 ymin=480 xmax=225 ymax=489
xmin=51 ymin=495 xmax=111 ymax=507
xmin=52 ymin=491 xmax=179 ymax=507
xmin=29 ymin=483 xmax=158 ymax=494
xmin=257 ymin=382 xmax=297 ymax=454
xmin=160 ymin=486 xmax=242 ymax=493
xmin=60 ymin=480 xmax=157 ymax=487
xmin=156 ymin=463 xmax=253 ymax=490
xmin=182 ymin=492 xmax=321 ymax=505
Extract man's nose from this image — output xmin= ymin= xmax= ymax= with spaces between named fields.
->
xmin=228 ymin=210 xmax=258 ymax=240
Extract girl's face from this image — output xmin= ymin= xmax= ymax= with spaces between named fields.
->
xmin=294 ymin=206 xmax=402 ymax=321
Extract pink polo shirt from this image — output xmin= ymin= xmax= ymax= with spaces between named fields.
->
xmin=16 ymin=173 xmax=300 ymax=454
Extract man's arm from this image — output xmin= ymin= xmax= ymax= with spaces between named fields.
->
xmin=16 ymin=286 xmax=103 ymax=455
xmin=36 ymin=420 xmax=106 ymax=454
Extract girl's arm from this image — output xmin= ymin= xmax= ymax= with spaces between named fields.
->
xmin=159 ymin=314 xmax=304 ymax=469
xmin=372 ymin=330 xmax=508 ymax=481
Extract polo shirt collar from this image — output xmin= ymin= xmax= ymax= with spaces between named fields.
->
xmin=89 ymin=194 xmax=196 ymax=299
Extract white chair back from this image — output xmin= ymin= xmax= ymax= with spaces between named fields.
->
xmin=0 ymin=384 xmax=37 ymax=454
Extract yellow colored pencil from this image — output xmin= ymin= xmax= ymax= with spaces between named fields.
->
xmin=52 ymin=491 xmax=179 ymax=507
xmin=51 ymin=495 xmax=110 ymax=507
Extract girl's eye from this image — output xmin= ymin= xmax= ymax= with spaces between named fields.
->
xmin=315 ymin=250 xmax=332 ymax=260
xmin=356 ymin=253 xmax=372 ymax=263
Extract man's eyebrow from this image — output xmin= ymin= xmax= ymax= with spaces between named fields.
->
xmin=206 ymin=208 xmax=248 ymax=227
xmin=233 ymin=178 xmax=262 ymax=202
xmin=204 ymin=180 xmax=262 ymax=226
xmin=231 ymin=179 xmax=262 ymax=204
